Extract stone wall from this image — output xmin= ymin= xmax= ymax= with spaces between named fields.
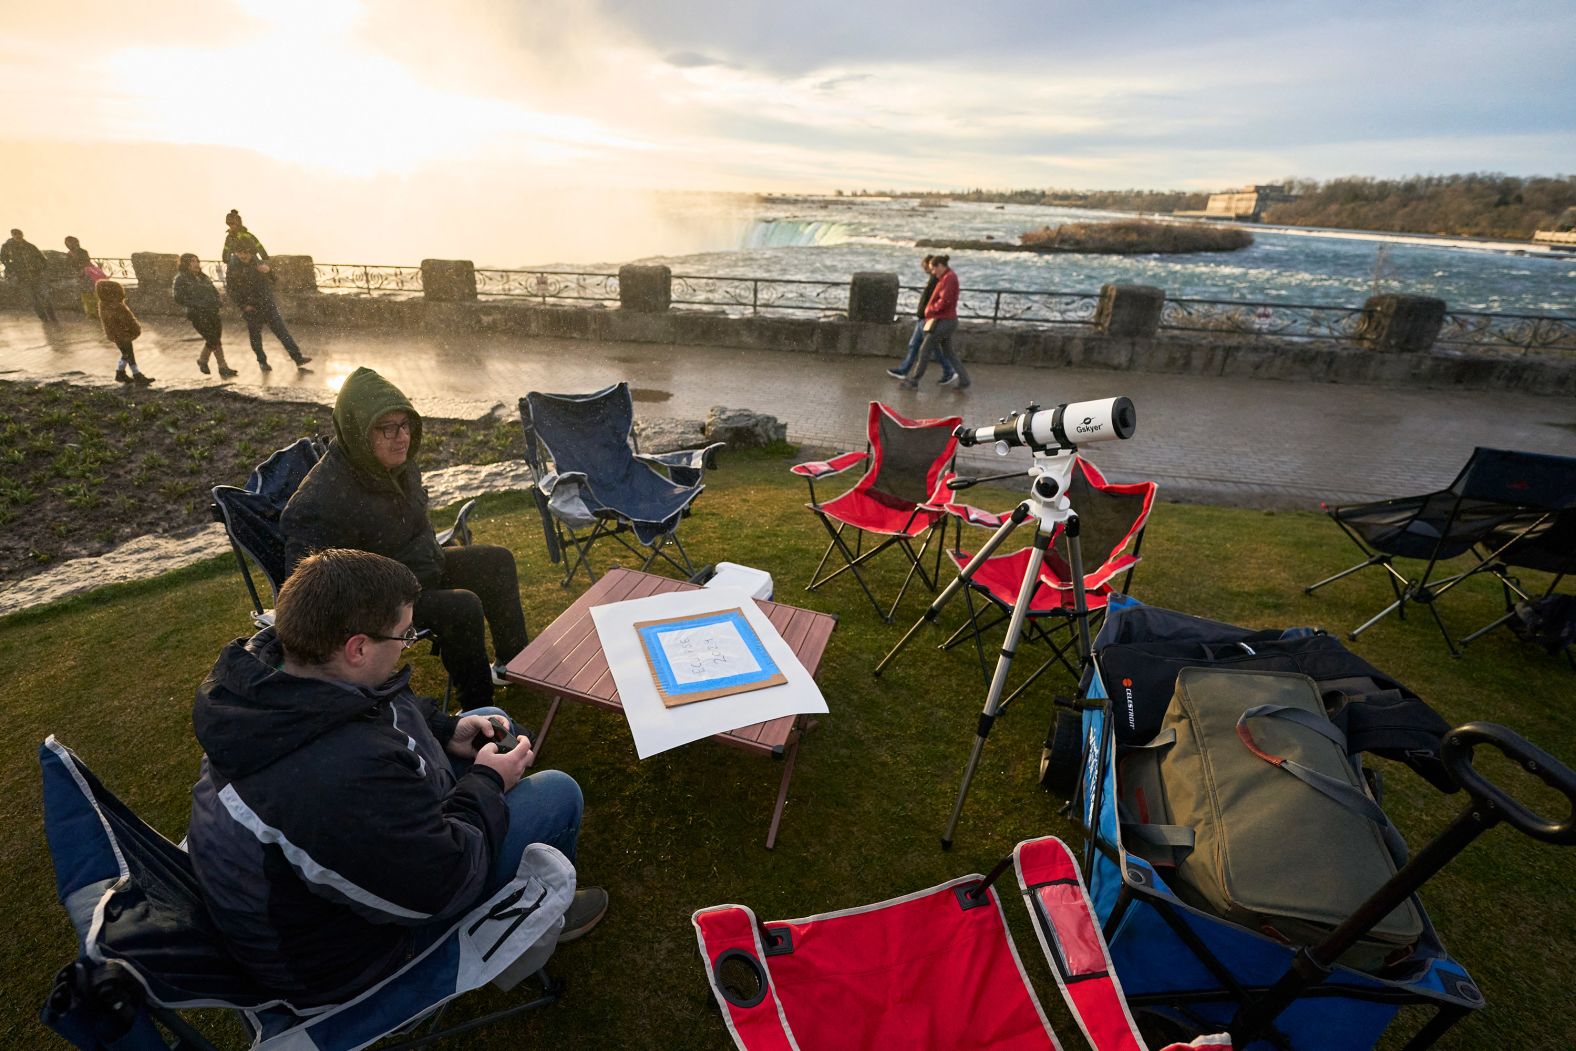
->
xmin=4 ymin=270 xmax=1571 ymax=397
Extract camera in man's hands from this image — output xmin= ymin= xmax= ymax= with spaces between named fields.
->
xmin=955 ymin=396 xmax=1136 ymax=455
xmin=486 ymin=716 xmax=521 ymax=755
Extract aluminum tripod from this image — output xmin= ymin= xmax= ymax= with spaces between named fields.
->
xmin=874 ymin=447 xmax=1095 ymax=849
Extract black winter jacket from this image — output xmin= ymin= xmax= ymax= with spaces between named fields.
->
xmin=281 ymin=367 xmax=446 ymax=586
xmin=225 ymin=259 xmax=276 ymax=311
xmin=173 ymin=269 xmax=223 ymax=315
xmin=187 ymin=629 xmax=506 ymax=1004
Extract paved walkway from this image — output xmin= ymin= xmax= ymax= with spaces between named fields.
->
xmin=3 ymin=310 xmax=1572 ymax=508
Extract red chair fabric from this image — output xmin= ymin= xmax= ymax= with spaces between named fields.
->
xmin=795 ymin=403 xmax=963 ymax=621
xmin=694 ymin=836 xmax=1229 ymax=1051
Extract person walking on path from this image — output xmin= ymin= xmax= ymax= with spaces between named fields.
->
xmin=95 ymin=279 xmax=152 ymax=384
xmin=173 ymin=253 xmax=238 ymax=377
xmin=63 ymin=236 xmax=104 ymax=318
xmin=2 ymin=229 xmax=57 ymax=322
xmin=226 ymin=244 xmax=310 ymax=372
xmin=886 ymin=255 xmax=956 ymax=384
xmin=899 ymin=254 xmax=970 ymax=390
xmin=221 ymin=209 xmax=267 ymax=269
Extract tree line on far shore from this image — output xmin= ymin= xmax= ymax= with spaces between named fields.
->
xmin=841 ymin=174 xmax=1576 ymax=240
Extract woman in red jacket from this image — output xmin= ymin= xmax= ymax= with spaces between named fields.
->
xmin=899 ymin=254 xmax=970 ymax=390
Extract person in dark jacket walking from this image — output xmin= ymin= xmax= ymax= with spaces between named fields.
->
xmin=282 ymin=367 xmax=531 ymax=707
xmin=63 ymin=236 xmax=101 ymax=318
xmin=172 ymin=253 xmax=238 ymax=377
xmin=226 ymin=243 xmax=310 ymax=371
xmin=95 ymin=279 xmax=152 ymax=384
xmin=886 ymin=254 xmax=956 ymax=383
xmin=2 ymin=229 xmax=57 ymax=321
xmin=187 ymin=548 xmax=606 ymax=1005
xmin=899 ymin=254 xmax=970 ymax=391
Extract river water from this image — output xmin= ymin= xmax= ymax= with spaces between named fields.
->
xmin=567 ymin=195 xmax=1575 ymax=315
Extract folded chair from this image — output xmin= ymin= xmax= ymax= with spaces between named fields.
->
xmin=520 ymin=384 xmax=724 ymax=587
xmin=880 ymin=457 xmax=1156 ymax=700
xmin=39 ymin=736 xmax=570 ymax=1051
xmin=695 ymin=834 xmax=1229 ymax=1051
xmin=210 ymin=438 xmax=477 ymax=627
xmin=1305 ymin=447 xmax=1576 ymax=654
xmin=793 ymin=402 xmax=962 ymax=622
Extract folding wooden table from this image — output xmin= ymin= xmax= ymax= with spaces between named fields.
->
xmin=502 ymin=566 xmax=838 ymax=848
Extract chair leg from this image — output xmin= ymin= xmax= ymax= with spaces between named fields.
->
xmin=1305 ymin=554 xmax=1388 ymax=594
xmin=806 ymin=517 xmax=897 ymax=622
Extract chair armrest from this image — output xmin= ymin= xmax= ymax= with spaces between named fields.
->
xmin=942 ymin=502 xmax=1007 ymax=528
xmin=637 ymin=442 xmax=725 ymax=474
xmin=436 ymin=498 xmax=477 ymax=548
xmin=791 ymin=451 xmax=867 ymax=479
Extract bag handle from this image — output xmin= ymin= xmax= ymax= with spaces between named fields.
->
xmin=1236 ymin=705 xmax=1390 ymax=828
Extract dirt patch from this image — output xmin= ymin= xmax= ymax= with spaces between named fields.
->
xmin=0 ymin=380 xmax=521 ymax=583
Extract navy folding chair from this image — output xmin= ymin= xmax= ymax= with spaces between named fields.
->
xmin=39 ymin=736 xmax=570 ymax=1051
xmin=1306 ymin=447 xmax=1576 ymax=654
xmin=519 ymin=384 xmax=723 ymax=586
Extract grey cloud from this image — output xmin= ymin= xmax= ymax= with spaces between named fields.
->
xmin=664 ymin=51 xmax=733 ymax=68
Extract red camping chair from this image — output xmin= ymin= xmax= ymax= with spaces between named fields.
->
xmin=881 ymin=457 xmax=1156 ymax=697
xmin=793 ymin=403 xmax=962 ymax=622
xmin=694 ymin=835 xmax=1229 ymax=1051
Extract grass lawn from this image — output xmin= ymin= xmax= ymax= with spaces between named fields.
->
xmin=2 ymin=450 xmax=1572 ymax=1050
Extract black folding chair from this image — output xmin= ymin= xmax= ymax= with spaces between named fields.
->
xmin=1306 ymin=447 xmax=1576 ymax=654
xmin=519 ymin=384 xmax=723 ymax=587
xmin=1460 ymin=508 xmax=1576 ymax=663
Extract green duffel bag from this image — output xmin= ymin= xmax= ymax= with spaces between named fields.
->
xmin=1118 ymin=667 xmax=1423 ymax=973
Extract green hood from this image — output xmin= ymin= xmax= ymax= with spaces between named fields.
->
xmin=332 ymin=367 xmax=423 ymax=485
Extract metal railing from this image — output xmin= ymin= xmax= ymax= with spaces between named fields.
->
xmin=1159 ymin=297 xmax=1368 ymax=342
xmin=42 ymin=259 xmax=1576 ymax=356
xmin=313 ymin=263 xmax=425 ymax=297
xmin=1436 ymin=310 xmax=1576 ymax=355
xmin=670 ymin=274 xmax=846 ymax=316
xmin=475 ymin=268 xmax=619 ymax=305
xmin=898 ymin=285 xmax=1102 ymax=327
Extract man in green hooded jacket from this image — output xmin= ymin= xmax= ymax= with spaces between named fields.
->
xmin=281 ymin=367 xmax=529 ymax=706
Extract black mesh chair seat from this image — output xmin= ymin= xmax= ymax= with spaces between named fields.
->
xmin=1309 ymin=447 xmax=1576 ymax=654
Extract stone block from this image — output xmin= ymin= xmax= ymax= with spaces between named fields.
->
xmin=1094 ymin=284 xmax=1165 ymax=338
xmin=130 ymin=252 xmax=181 ymax=299
xmin=268 ymin=254 xmax=317 ymax=293
xmin=421 ymin=259 xmax=477 ymax=302
xmin=1355 ymin=294 xmax=1446 ymax=353
xmin=706 ymin=406 xmax=787 ymax=449
xmin=635 ymin=417 xmax=707 ymax=453
xmin=847 ymin=271 xmax=900 ymax=323
xmin=619 ymin=264 xmax=671 ymax=312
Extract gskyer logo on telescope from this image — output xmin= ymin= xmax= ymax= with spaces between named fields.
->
xmin=1075 ymin=416 xmax=1106 ymax=436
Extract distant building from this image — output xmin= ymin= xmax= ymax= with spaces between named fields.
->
xmin=1175 ymin=184 xmax=1297 ymax=222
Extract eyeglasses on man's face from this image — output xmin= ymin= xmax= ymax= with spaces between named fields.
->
xmin=373 ymin=419 xmax=412 ymax=441
xmin=356 ymin=626 xmax=431 ymax=650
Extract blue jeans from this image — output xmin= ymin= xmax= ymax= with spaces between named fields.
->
xmin=451 ymin=707 xmax=583 ymax=895
xmin=896 ymin=320 xmax=954 ymax=379
xmin=244 ymin=301 xmax=304 ymax=363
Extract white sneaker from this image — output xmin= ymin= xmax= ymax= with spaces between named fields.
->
xmin=938 ymin=373 xmax=960 ymax=387
xmin=490 ymin=663 xmax=512 ymax=687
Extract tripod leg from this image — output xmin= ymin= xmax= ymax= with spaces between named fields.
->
xmin=874 ymin=506 xmax=1028 ymax=676
xmin=943 ymin=525 xmax=1052 ymax=849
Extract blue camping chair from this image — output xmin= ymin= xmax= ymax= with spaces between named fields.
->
xmin=1043 ymin=598 xmax=1576 ymax=1050
xmin=519 ymin=384 xmax=723 ymax=586
xmin=39 ymin=736 xmax=571 ymax=1051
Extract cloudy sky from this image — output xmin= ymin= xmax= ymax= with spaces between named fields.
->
xmin=2 ymin=0 xmax=1571 ymax=262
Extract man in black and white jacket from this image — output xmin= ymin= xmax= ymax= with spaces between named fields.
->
xmin=187 ymin=548 xmax=606 ymax=1005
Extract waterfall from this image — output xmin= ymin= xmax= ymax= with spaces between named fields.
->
xmin=740 ymin=219 xmax=852 ymax=249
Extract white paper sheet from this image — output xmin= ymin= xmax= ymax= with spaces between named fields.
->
xmin=589 ymin=586 xmax=829 ymax=759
